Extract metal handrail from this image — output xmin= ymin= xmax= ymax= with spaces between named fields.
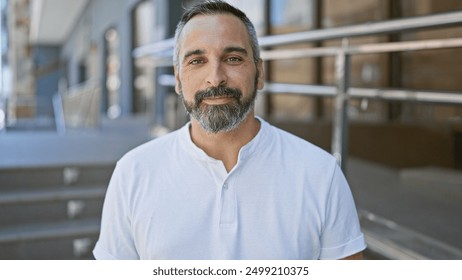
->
xmin=133 ymin=10 xmax=462 ymax=170
xmin=139 ymin=37 xmax=462 ymax=65
xmin=133 ymin=10 xmax=462 ymax=58
xmin=266 ymin=84 xmax=462 ymax=105
xmin=155 ymin=36 xmax=462 ymax=106
xmin=258 ymin=10 xmax=462 ymax=47
xmin=156 ymin=74 xmax=462 ymax=105
xmin=349 ymin=88 xmax=462 ymax=105
xmin=261 ymin=37 xmax=462 ymax=59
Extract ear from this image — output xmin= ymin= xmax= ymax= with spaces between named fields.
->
xmin=174 ymin=65 xmax=181 ymax=94
xmin=256 ymin=59 xmax=264 ymax=90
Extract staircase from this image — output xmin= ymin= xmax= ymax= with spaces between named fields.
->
xmin=0 ymin=116 xmax=152 ymax=259
xmin=0 ymin=164 xmax=113 ymax=259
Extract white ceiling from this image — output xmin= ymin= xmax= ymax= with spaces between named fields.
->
xmin=30 ymin=0 xmax=89 ymax=45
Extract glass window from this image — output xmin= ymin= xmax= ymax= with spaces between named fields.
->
xmin=227 ymin=0 xmax=265 ymax=35
xmin=322 ymin=0 xmax=390 ymax=122
xmin=132 ymin=0 xmax=156 ymax=114
xmin=104 ymin=28 xmax=121 ymax=119
xmin=181 ymin=0 xmax=265 ymax=35
xmin=267 ymin=0 xmax=317 ymax=121
xmin=0 ymin=0 xmax=8 ymax=131
xmin=270 ymin=0 xmax=314 ymax=33
xmin=398 ymin=0 xmax=462 ymax=122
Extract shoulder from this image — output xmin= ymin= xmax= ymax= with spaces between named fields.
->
xmin=259 ymin=120 xmax=340 ymax=184
xmin=265 ymin=121 xmax=335 ymax=163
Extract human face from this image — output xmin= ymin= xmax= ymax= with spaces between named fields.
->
xmin=174 ymin=14 xmax=264 ymax=133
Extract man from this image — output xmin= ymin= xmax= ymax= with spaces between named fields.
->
xmin=93 ymin=0 xmax=366 ymax=260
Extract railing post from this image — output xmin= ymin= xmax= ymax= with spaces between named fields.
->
xmin=150 ymin=67 xmax=171 ymax=137
xmin=332 ymin=39 xmax=350 ymax=171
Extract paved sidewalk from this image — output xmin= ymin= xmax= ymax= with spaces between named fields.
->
xmin=0 ymin=117 xmax=153 ymax=169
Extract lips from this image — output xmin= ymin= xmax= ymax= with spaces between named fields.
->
xmin=195 ymin=86 xmax=242 ymax=105
xmin=202 ymin=96 xmax=236 ymax=105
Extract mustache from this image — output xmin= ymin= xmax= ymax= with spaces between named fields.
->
xmin=195 ymin=86 xmax=242 ymax=104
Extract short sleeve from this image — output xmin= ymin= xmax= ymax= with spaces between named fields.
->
xmin=93 ymin=162 xmax=139 ymax=260
xmin=319 ymin=162 xmax=367 ymax=259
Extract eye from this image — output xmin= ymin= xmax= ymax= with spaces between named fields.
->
xmin=226 ymin=56 xmax=243 ymax=64
xmin=189 ymin=58 xmax=204 ymax=65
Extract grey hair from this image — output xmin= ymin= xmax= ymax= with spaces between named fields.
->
xmin=173 ymin=0 xmax=260 ymax=68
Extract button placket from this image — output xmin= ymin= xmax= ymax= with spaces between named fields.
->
xmin=220 ymin=180 xmax=236 ymax=225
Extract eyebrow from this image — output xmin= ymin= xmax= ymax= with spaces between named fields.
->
xmin=182 ymin=46 xmax=249 ymax=63
xmin=183 ymin=49 xmax=205 ymax=63
xmin=223 ymin=46 xmax=248 ymax=56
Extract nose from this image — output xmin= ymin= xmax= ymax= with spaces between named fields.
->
xmin=206 ymin=60 xmax=227 ymax=87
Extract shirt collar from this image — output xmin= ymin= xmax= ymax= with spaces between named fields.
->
xmin=179 ymin=116 xmax=269 ymax=163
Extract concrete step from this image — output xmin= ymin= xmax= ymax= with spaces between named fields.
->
xmin=0 ymin=218 xmax=100 ymax=259
xmin=0 ymin=218 xmax=100 ymax=244
xmin=0 ymin=185 xmax=106 ymax=205
xmin=0 ymin=165 xmax=114 ymax=190
xmin=0 ymin=185 xmax=106 ymax=227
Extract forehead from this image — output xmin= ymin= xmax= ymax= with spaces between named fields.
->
xmin=178 ymin=14 xmax=251 ymax=56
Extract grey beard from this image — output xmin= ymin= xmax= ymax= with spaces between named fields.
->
xmin=181 ymin=86 xmax=256 ymax=134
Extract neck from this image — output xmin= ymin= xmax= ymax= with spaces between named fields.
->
xmin=189 ymin=113 xmax=260 ymax=172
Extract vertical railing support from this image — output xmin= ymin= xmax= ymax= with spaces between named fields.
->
xmin=150 ymin=67 xmax=171 ymax=137
xmin=331 ymin=39 xmax=350 ymax=171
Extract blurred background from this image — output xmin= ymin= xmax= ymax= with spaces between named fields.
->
xmin=0 ymin=0 xmax=462 ymax=259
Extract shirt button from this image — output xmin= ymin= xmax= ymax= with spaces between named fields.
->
xmin=223 ymin=183 xmax=229 ymax=190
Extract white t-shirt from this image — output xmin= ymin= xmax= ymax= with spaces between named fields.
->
xmin=93 ymin=117 xmax=366 ymax=259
